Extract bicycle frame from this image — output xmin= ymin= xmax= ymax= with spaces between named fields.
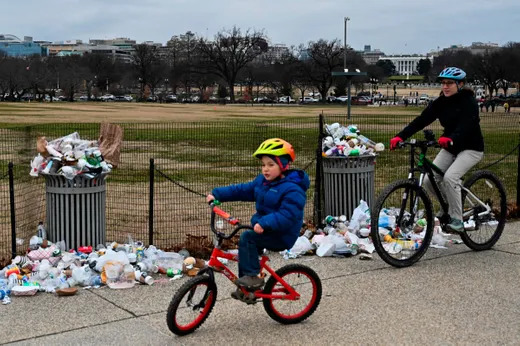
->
xmin=203 ymin=204 xmax=300 ymax=301
xmin=403 ymin=132 xmax=492 ymax=221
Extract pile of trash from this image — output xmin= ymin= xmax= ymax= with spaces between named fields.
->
xmin=30 ymin=132 xmax=112 ymax=179
xmin=0 ymin=224 xmax=205 ymax=304
xmin=322 ymin=123 xmax=385 ymax=157
xmin=283 ymin=200 xmax=460 ymax=260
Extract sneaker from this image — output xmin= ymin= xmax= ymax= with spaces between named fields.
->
xmin=447 ymin=218 xmax=464 ymax=233
xmin=231 ymin=288 xmax=244 ymax=300
xmin=235 ymin=275 xmax=264 ymax=290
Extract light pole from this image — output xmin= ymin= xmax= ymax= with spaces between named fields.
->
xmin=333 ymin=17 xmax=366 ymax=119
xmin=343 ymin=17 xmax=350 ymax=70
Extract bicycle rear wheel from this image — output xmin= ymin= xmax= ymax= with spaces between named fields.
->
xmin=460 ymin=170 xmax=507 ymax=250
xmin=262 ymin=264 xmax=321 ymax=324
xmin=370 ymin=179 xmax=434 ymax=268
xmin=166 ymin=275 xmax=217 ymax=336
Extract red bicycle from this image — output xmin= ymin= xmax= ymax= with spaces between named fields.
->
xmin=166 ymin=201 xmax=322 ymax=336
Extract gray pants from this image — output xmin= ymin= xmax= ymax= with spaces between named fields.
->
xmin=423 ymin=149 xmax=483 ymax=220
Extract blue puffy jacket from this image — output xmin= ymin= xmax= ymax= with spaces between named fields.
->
xmin=211 ymin=169 xmax=310 ymax=249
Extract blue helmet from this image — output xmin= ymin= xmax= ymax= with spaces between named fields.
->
xmin=438 ymin=67 xmax=466 ymax=81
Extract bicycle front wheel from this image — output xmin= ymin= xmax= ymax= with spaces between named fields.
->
xmin=371 ymin=179 xmax=434 ymax=268
xmin=166 ymin=275 xmax=217 ymax=336
xmin=262 ymin=264 xmax=322 ymax=324
xmin=460 ymin=170 xmax=507 ymax=250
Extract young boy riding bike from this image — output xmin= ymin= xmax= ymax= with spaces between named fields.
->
xmin=206 ymin=138 xmax=309 ymax=296
xmin=390 ymin=67 xmax=484 ymax=232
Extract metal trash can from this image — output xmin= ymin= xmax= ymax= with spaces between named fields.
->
xmin=45 ymin=173 xmax=106 ymax=250
xmin=322 ymin=155 xmax=375 ymax=218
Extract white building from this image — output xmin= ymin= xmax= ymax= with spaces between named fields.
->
xmin=380 ymin=55 xmax=434 ymax=75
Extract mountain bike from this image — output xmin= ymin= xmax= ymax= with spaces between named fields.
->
xmin=166 ymin=201 xmax=322 ymax=336
xmin=370 ymin=130 xmax=507 ymax=268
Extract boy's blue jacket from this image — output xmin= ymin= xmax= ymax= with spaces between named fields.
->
xmin=211 ymin=169 xmax=310 ymax=249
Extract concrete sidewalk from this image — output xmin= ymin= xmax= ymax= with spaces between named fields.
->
xmin=2 ymin=221 xmax=519 ymax=345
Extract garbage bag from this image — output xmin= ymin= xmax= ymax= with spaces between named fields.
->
xmin=289 ymin=236 xmax=313 ymax=256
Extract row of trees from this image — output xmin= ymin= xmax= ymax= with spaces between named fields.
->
xmin=1 ymin=27 xmax=519 ymax=102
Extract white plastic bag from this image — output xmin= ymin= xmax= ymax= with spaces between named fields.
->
xmin=30 ymin=154 xmax=44 ymax=177
xmin=348 ymin=200 xmax=370 ymax=232
xmin=289 ymin=236 xmax=313 ymax=256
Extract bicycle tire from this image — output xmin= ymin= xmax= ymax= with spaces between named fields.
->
xmin=370 ymin=179 xmax=434 ymax=268
xmin=459 ymin=170 xmax=507 ymax=250
xmin=262 ymin=264 xmax=322 ymax=324
xmin=166 ymin=275 xmax=217 ymax=336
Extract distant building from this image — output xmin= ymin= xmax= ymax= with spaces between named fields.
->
xmin=442 ymin=42 xmax=500 ymax=55
xmin=255 ymin=44 xmax=291 ymax=63
xmin=360 ymin=45 xmax=385 ymax=65
xmin=45 ymin=39 xmax=134 ymax=63
xmin=380 ymin=55 xmax=433 ymax=75
xmin=0 ymin=34 xmax=44 ymax=57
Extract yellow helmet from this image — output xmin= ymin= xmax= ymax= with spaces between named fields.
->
xmin=253 ymin=138 xmax=296 ymax=162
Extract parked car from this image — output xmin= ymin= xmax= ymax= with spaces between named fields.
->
xmin=254 ymin=97 xmax=274 ymax=103
xmin=115 ymin=95 xmax=133 ymax=102
xmin=99 ymin=94 xmax=115 ymax=101
xmin=146 ymin=95 xmax=158 ymax=102
xmin=335 ymin=96 xmax=349 ymax=103
xmin=299 ymin=96 xmax=318 ymax=104
xmin=164 ymin=94 xmax=177 ymax=103
xmin=326 ymin=96 xmax=336 ymax=103
xmin=278 ymin=96 xmax=295 ymax=104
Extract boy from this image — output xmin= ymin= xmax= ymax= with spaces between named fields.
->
xmin=206 ymin=138 xmax=309 ymax=294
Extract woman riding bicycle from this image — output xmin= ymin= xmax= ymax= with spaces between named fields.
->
xmin=390 ymin=67 xmax=484 ymax=232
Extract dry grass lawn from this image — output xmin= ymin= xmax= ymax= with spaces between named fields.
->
xmin=0 ymin=101 xmax=424 ymax=123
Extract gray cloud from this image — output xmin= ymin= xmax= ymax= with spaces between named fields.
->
xmin=2 ymin=0 xmax=519 ymax=54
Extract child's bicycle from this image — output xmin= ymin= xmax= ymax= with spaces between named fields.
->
xmin=370 ymin=130 xmax=507 ymax=268
xmin=166 ymin=201 xmax=322 ymax=336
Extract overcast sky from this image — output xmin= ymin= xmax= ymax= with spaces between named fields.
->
xmin=3 ymin=0 xmax=519 ymax=55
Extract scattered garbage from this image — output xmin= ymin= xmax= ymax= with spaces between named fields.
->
xmin=282 ymin=200 xmax=463 ymax=261
xmin=0 ymin=222 xmax=209 ymax=304
xmin=30 ymin=132 xmax=112 ymax=179
xmin=322 ymin=123 xmax=385 ymax=157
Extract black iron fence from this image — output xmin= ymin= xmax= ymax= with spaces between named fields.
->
xmin=0 ymin=112 xmax=518 ymax=261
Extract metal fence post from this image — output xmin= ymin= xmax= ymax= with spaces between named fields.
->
xmin=314 ymin=113 xmax=324 ymax=226
xmin=8 ymin=162 xmax=16 ymax=259
xmin=517 ymin=142 xmax=520 ymax=208
xmin=149 ymin=158 xmax=154 ymax=246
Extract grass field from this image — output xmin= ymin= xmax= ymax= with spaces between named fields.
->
xmin=0 ymin=102 xmax=517 ymax=259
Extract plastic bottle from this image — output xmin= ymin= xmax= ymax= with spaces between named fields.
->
xmin=357 ymin=135 xmax=377 ymax=149
xmin=325 ymin=215 xmax=338 ymax=227
xmin=37 ymin=222 xmax=46 ymax=240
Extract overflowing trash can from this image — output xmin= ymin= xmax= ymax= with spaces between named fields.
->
xmin=322 ymin=155 xmax=375 ymax=218
xmin=45 ymin=173 xmax=107 ymax=250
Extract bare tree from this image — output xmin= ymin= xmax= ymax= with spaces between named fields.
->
xmin=198 ymin=26 xmax=267 ymax=102
xmin=133 ymin=44 xmax=159 ymax=100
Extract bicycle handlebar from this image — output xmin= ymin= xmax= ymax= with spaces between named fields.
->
xmin=396 ymin=129 xmax=441 ymax=150
xmin=209 ymin=201 xmax=253 ymax=240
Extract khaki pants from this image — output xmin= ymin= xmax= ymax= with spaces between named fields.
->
xmin=423 ymin=149 xmax=484 ymax=220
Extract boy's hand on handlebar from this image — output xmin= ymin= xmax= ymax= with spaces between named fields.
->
xmin=390 ymin=136 xmax=403 ymax=150
xmin=206 ymin=194 xmax=215 ymax=204
xmin=438 ymin=136 xmax=453 ymax=149
xmin=253 ymin=223 xmax=264 ymax=234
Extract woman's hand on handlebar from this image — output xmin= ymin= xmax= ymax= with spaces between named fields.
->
xmin=390 ymin=136 xmax=403 ymax=150
xmin=253 ymin=223 xmax=264 ymax=234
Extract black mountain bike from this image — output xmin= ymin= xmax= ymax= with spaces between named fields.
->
xmin=370 ymin=130 xmax=507 ymax=268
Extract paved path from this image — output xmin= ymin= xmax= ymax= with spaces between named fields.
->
xmin=2 ymin=221 xmax=519 ymax=345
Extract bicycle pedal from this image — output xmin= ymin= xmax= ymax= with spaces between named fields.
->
xmin=242 ymin=292 xmax=258 ymax=305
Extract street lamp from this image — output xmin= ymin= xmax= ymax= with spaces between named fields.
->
xmin=343 ymin=17 xmax=350 ymax=70
xmin=333 ymin=17 xmax=366 ymax=119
